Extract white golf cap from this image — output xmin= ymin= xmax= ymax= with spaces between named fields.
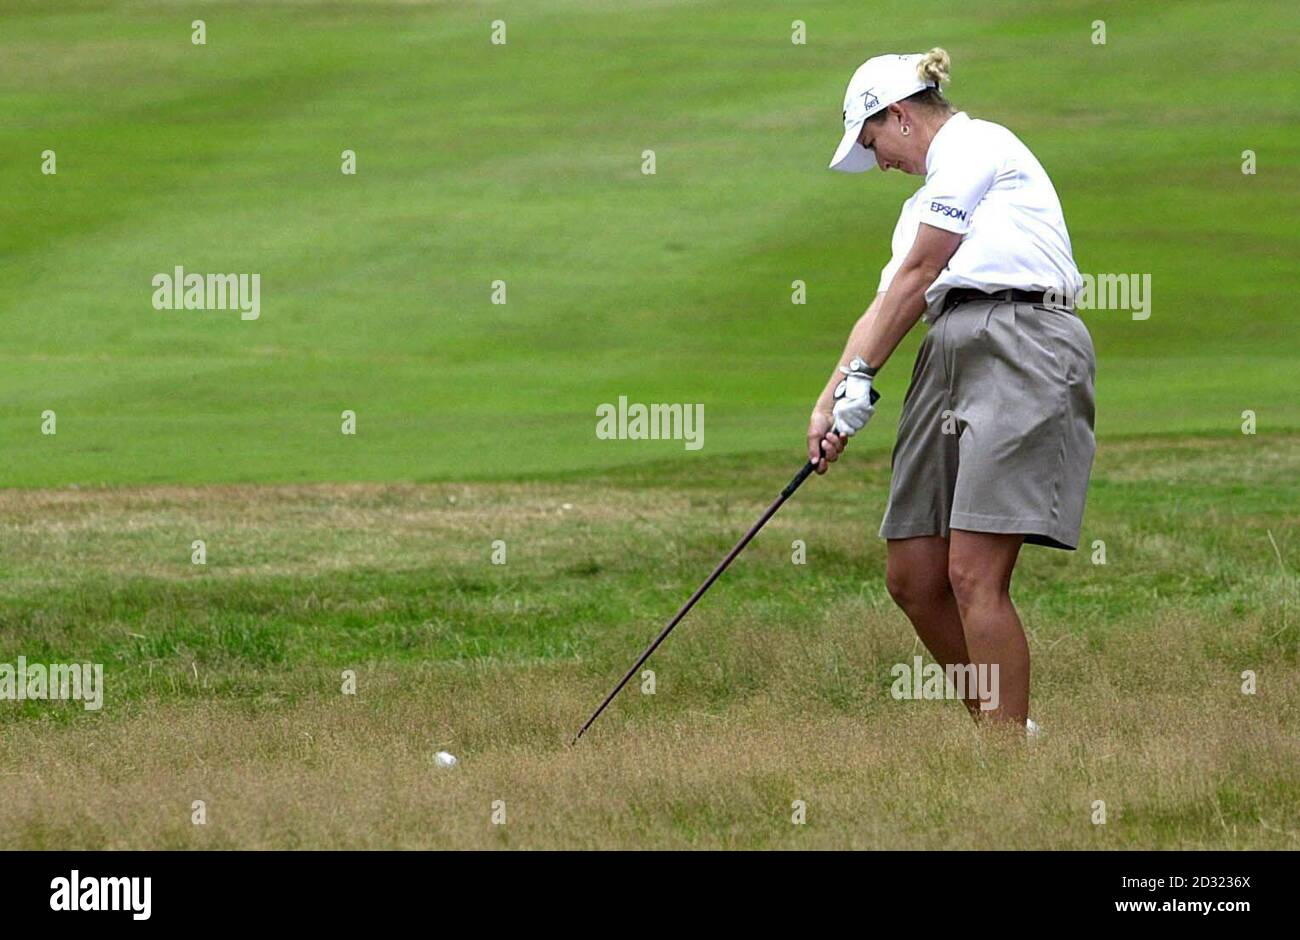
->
xmin=829 ymin=53 xmax=936 ymax=172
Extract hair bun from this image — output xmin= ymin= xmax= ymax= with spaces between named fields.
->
xmin=917 ymin=47 xmax=951 ymax=85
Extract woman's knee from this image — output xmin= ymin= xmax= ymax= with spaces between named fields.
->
xmin=947 ymin=532 xmax=1022 ymax=610
xmin=947 ymin=557 xmax=1007 ymax=611
xmin=885 ymin=560 xmax=950 ymax=612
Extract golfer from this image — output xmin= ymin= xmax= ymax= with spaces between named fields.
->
xmin=808 ymin=49 xmax=1095 ymax=734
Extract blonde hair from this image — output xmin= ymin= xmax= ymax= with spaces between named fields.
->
xmin=917 ymin=47 xmax=951 ymax=87
xmin=867 ymin=47 xmax=954 ymax=123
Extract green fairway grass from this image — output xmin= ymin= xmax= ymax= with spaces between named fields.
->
xmin=1 ymin=436 xmax=1296 ymax=848
xmin=2 ymin=0 xmax=1297 ymax=486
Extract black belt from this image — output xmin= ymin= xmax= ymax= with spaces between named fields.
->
xmin=943 ymin=287 xmax=1054 ymax=311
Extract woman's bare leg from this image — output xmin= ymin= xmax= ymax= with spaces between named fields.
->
xmin=947 ymin=529 xmax=1028 ymax=725
xmin=885 ymin=536 xmax=983 ymax=719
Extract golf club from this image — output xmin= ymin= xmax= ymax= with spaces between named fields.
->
xmin=571 ymin=389 xmax=880 ymax=745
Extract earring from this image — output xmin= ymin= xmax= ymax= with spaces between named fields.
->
xmin=900 ymin=124 xmax=910 ymax=137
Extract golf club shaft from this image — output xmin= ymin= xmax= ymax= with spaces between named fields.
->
xmin=570 ymin=455 xmax=820 ymax=745
xmin=572 ymin=384 xmax=879 ymax=745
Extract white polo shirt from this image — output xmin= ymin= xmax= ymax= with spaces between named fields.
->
xmin=876 ymin=112 xmax=1083 ymax=322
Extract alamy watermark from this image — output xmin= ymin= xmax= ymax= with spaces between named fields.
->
xmin=1047 ymin=272 xmax=1151 ymax=320
xmin=595 ymin=396 xmax=704 ymax=450
xmin=1 ymin=657 xmax=103 ymax=711
xmin=890 ymin=656 xmax=999 ymax=711
xmin=50 ymin=870 xmax=150 ymax=920
xmin=151 ymin=266 xmax=260 ymax=320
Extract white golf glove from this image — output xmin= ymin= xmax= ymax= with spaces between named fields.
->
xmin=831 ymin=357 xmax=877 ymax=437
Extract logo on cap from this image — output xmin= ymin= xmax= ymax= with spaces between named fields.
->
xmin=861 ymin=90 xmax=879 ymax=112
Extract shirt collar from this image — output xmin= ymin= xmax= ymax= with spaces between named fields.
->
xmin=924 ymin=111 xmax=970 ymax=176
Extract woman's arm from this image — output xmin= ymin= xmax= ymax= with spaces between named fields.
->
xmin=810 ymin=291 xmax=883 ymax=421
xmin=806 ymin=222 xmax=964 ymax=473
xmin=858 ymin=222 xmax=963 ymax=369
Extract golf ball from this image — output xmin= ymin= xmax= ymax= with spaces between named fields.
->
xmin=434 ymin=750 xmax=458 ymax=768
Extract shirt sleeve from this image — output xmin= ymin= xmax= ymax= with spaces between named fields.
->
xmin=918 ymin=134 xmax=999 ymax=235
xmin=877 ymin=197 xmax=919 ymax=294
xmin=877 ymin=255 xmax=902 ymax=295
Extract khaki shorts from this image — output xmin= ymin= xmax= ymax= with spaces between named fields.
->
xmin=879 ymin=297 xmax=1097 ymax=550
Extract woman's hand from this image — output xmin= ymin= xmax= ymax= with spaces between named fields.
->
xmin=807 ymin=410 xmax=847 ymax=475
xmin=830 ymin=358 xmax=878 ymax=437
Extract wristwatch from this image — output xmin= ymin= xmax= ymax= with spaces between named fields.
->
xmin=847 ymin=356 xmax=878 ymax=377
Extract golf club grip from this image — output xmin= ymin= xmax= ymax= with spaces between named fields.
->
xmin=786 ymin=387 xmax=882 ymax=496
